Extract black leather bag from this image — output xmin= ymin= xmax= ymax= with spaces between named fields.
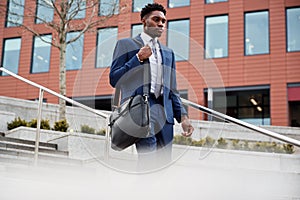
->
xmin=109 ymin=94 xmax=150 ymax=151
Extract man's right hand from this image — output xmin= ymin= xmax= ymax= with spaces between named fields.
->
xmin=137 ymin=44 xmax=152 ymax=61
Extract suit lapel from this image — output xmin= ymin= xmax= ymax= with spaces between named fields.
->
xmin=134 ymin=34 xmax=144 ymax=47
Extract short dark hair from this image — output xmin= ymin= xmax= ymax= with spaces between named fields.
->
xmin=140 ymin=3 xmax=166 ymax=20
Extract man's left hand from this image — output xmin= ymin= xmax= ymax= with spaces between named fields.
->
xmin=181 ymin=115 xmax=194 ymax=137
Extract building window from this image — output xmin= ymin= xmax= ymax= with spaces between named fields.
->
xmin=5 ymin=0 xmax=25 ymax=27
xmin=206 ymin=0 xmax=227 ymax=4
xmin=169 ymin=0 xmax=190 ymax=8
xmin=96 ymin=27 xmax=118 ymax=68
xmin=205 ymin=15 xmax=228 ymax=59
xmin=167 ymin=19 xmax=190 ymax=61
xmin=31 ymin=35 xmax=52 ymax=73
xmin=288 ymin=83 xmax=300 ymax=127
xmin=68 ymin=0 xmax=86 ymax=19
xmin=287 ymin=7 xmax=300 ymax=52
xmin=206 ymin=86 xmax=270 ymax=125
xmin=1 ymin=38 xmax=21 ymax=76
xmin=132 ymin=0 xmax=153 ymax=12
xmin=66 ymin=32 xmax=84 ymax=70
xmin=131 ymin=24 xmax=143 ymax=37
xmin=245 ymin=11 xmax=269 ymax=55
xmin=99 ymin=0 xmax=119 ymax=16
xmin=35 ymin=0 xmax=54 ymax=23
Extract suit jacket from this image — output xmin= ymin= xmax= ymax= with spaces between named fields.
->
xmin=109 ymin=34 xmax=186 ymax=124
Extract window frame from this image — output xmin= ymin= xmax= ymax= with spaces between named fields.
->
xmin=65 ymin=31 xmax=84 ymax=71
xmin=205 ymin=0 xmax=228 ymax=4
xmin=168 ymin=0 xmax=190 ymax=8
xmin=98 ymin=0 xmax=119 ymax=16
xmin=167 ymin=18 xmax=190 ymax=62
xmin=286 ymin=7 xmax=300 ymax=53
xmin=5 ymin=0 xmax=25 ymax=27
xmin=30 ymin=34 xmax=52 ymax=74
xmin=35 ymin=0 xmax=54 ymax=24
xmin=204 ymin=14 xmax=229 ymax=59
xmin=132 ymin=0 xmax=153 ymax=12
xmin=1 ymin=37 xmax=22 ymax=76
xmin=95 ymin=27 xmax=118 ymax=68
xmin=244 ymin=10 xmax=270 ymax=56
xmin=131 ymin=23 xmax=143 ymax=38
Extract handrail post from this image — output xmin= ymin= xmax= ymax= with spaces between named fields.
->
xmin=34 ymin=88 xmax=44 ymax=166
xmin=104 ymin=116 xmax=110 ymax=161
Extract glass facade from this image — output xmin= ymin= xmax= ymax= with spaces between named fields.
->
xmin=99 ymin=0 xmax=119 ymax=16
xmin=66 ymin=32 xmax=84 ymax=70
xmin=212 ymin=87 xmax=270 ymax=125
xmin=6 ymin=0 xmax=25 ymax=27
xmin=245 ymin=11 xmax=269 ymax=55
xmin=35 ymin=0 xmax=54 ymax=23
xmin=168 ymin=0 xmax=190 ymax=8
xmin=287 ymin=7 xmax=300 ymax=52
xmin=96 ymin=27 xmax=118 ymax=68
xmin=205 ymin=15 xmax=228 ymax=58
xmin=131 ymin=24 xmax=143 ymax=37
xmin=206 ymin=0 xmax=227 ymax=4
xmin=31 ymin=35 xmax=52 ymax=73
xmin=1 ymin=38 xmax=21 ymax=75
xmin=132 ymin=0 xmax=153 ymax=12
xmin=167 ymin=19 xmax=190 ymax=61
xmin=68 ymin=0 xmax=85 ymax=19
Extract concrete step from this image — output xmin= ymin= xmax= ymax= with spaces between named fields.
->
xmin=0 ymin=135 xmax=57 ymax=150
xmin=0 ymin=148 xmax=81 ymax=166
xmin=0 ymin=142 xmax=68 ymax=156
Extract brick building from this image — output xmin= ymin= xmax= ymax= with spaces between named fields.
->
xmin=0 ymin=0 xmax=299 ymax=126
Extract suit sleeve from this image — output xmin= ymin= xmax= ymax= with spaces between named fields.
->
xmin=169 ymin=51 xmax=188 ymax=123
xmin=109 ymin=39 xmax=141 ymax=88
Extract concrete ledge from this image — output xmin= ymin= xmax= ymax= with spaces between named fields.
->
xmin=173 ymin=144 xmax=300 ymax=173
xmin=174 ymin=120 xmax=300 ymax=143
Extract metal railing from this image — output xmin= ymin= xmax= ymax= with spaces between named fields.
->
xmin=0 ymin=67 xmax=299 ymax=165
xmin=0 ymin=67 xmax=109 ymax=165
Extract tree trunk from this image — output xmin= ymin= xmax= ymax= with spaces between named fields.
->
xmin=59 ymin=41 xmax=67 ymax=120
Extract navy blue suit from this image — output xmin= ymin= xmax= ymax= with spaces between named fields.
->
xmin=110 ymin=34 xmax=186 ymax=156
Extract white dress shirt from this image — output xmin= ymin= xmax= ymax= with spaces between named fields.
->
xmin=140 ymin=32 xmax=163 ymax=95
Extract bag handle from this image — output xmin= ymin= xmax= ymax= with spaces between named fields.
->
xmin=112 ymin=37 xmax=150 ymax=109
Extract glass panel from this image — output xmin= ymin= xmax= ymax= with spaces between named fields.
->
xmin=169 ymin=0 xmax=190 ymax=8
xmin=287 ymin=7 xmax=300 ymax=52
xmin=206 ymin=0 xmax=227 ymax=4
xmin=212 ymin=88 xmax=270 ymax=125
xmin=1 ymin=38 xmax=21 ymax=75
xmin=131 ymin=24 xmax=143 ymax=38
xmin=96 ymin=27 xmax=118 ymax=68
xmin=66 ymin=32 xmax=84 ymax=70
xmin=245 ymin=11 xmax=269 ymax=55
xmin=6 ymin=0 xmax=25 ymax=27
xmin=31 ymin=35 xmax=52 ymax=73
xmin=68 ymin=0 xmax=86 ymax=19
xmin=205 ymin=15 xmax=228 ymax=58
xmin=132 ymin=0 xmax=153 ymax=12
xmin=99 ymin=0 xmax=119 ymax=16
xmin=167 ymin=19 xmax=190 ymax=61
xmin=36 ymin=0 xmax=54 ymax=23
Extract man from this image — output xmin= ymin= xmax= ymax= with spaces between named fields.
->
xmin=110 ymin=3 xmax=193 ymax=169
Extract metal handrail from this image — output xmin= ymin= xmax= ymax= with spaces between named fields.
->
xmin=0 ymin=67 xmax=110 ymax=164
xmin=1 ymin=67 xmax=299 ymax=165
xmin=181 ymin=98 xmax=300 ymax=148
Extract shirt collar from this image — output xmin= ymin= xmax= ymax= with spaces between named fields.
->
xmin=141 ymin=32 xmax=158 ymax=45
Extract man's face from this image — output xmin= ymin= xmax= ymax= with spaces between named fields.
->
xmin=142 ymin=10 xmax=166 ymax=38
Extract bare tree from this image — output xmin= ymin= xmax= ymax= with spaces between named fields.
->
xmin=1 ymin=0 xmax=122 ymax=120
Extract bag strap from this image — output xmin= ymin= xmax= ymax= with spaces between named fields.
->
xmin=112 ymin=38 xmax=150 ymax=109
